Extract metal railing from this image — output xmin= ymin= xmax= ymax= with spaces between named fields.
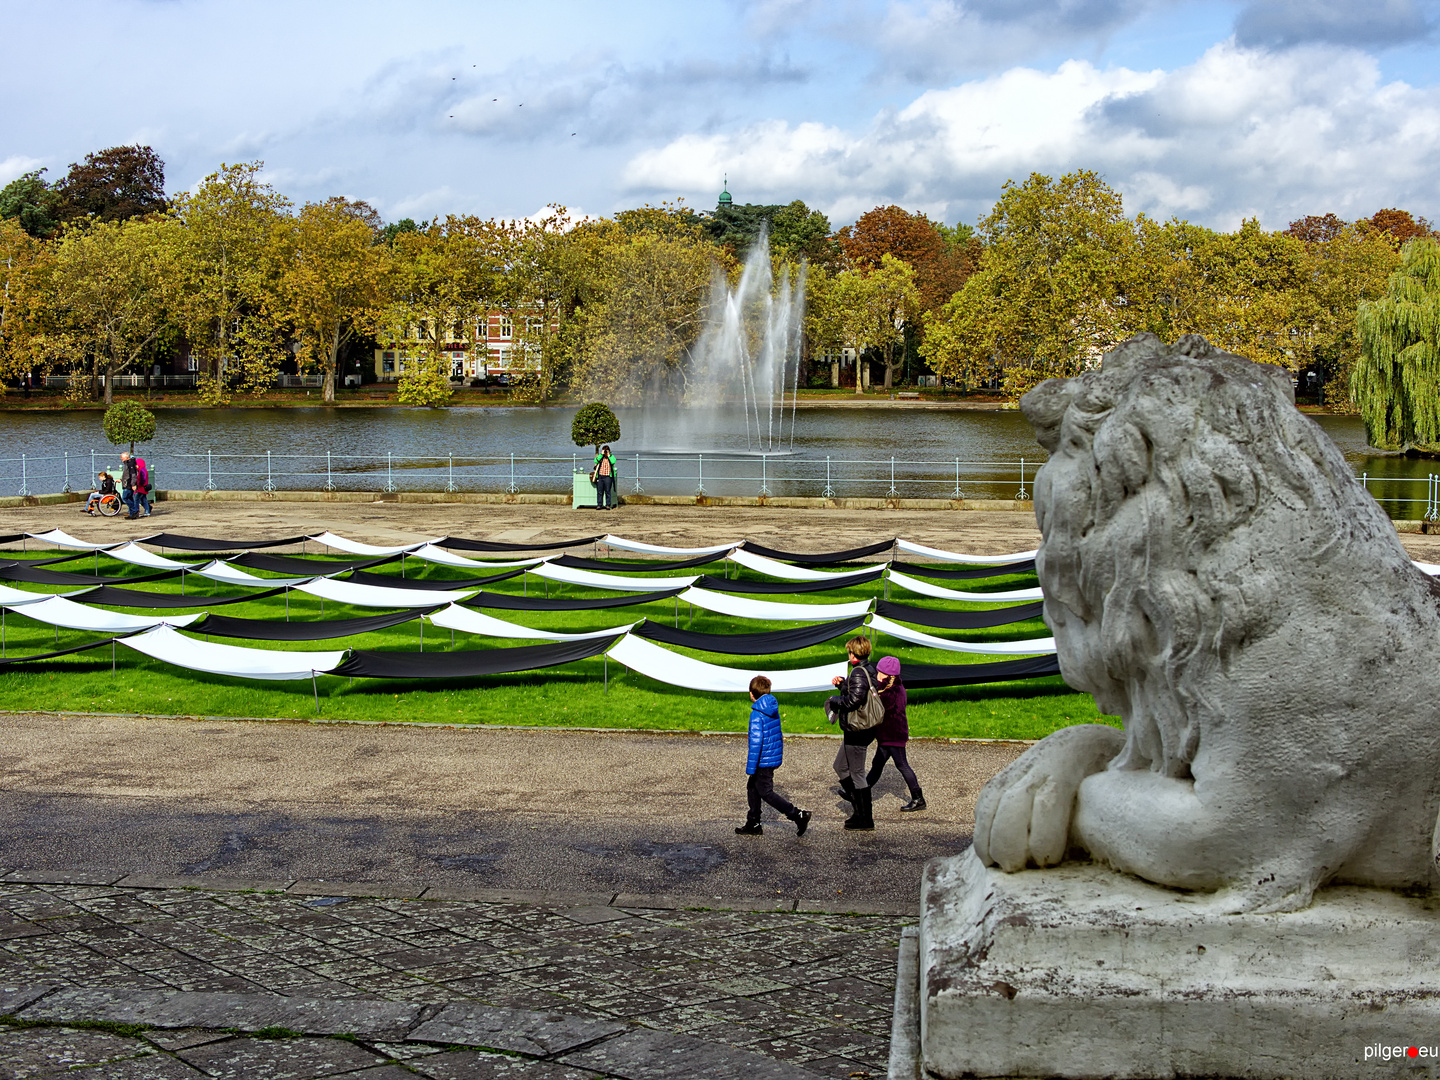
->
xmin=2 ymin=449 xmax=1433 ymax=517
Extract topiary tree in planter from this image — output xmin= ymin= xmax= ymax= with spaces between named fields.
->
xmin=571 ymin=401 xmax=621 ymax=455
xmin=103 ymin=399 xmax=157 ymax=453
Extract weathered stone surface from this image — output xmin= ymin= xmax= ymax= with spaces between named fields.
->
xmin=4 ymin=867 xmax=123 ymax=886
xmin=407 ymin=1003 xmax=627 ymax=1056
xmin=921 ymin=849 xmax=1440 ymax=1079
xmin=288 ymin=880 xmax=426 ymax=900
xmin=19 ymin=988 xmax=423 ymax=1039
xmin=177 ymin=1035 xmax=385 ymax=1079
xmin=560 ymin=1028 xmax=826 ymax=1079
xmin=0 ymin=984 xmax=53 ymax=1014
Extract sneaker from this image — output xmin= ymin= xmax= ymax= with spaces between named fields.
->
xmin=794 ymin=809 xmax=812 ymax=837
xmin=734 ymin=822 xmax=763 ymax=836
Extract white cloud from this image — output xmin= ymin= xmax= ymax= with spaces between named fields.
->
xmin=621 ymin=42 xmax=1440 ymax=229
xmin=0 ymin=155 xmax=45 ymax=186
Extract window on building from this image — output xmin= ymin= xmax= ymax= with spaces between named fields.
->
xmin=187 ymin=355 xmax=198 ymax=372
xmin=382 ymin=352 xmax=395 ymax=374
xmin=451 ymin=357 xmax=465 ymax=379
xmin=499 ymin=316 xmax=513 ymax=339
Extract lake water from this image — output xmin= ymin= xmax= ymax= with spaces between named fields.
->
xmin=0 ymin=405 xmax=1431 ymax=516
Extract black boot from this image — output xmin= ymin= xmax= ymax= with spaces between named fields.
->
xmin=843 ymin=787 xmax=874 ymax=830
xmin=793 ymin=809 xmax=812 ymax=837
xmin=837 ymin=777 xmax=855 ymax=804
xmin=900 ymin=789 xmax=926 ymax=813
xmin=735 ymin=820 xmax=763 ymax=835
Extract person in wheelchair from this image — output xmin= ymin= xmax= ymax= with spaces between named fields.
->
xmin=84 ymin=471 xmax=120 ymax=516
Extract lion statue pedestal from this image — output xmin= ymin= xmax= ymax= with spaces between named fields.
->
xmin=914 ymin=335 xmax=1440 ymax=1079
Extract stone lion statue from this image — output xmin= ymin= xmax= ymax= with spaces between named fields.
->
xmin=973 ymin=332 xmax=1440 ymax=913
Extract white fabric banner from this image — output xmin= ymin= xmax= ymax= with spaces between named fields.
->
xmin=119 ymin=625 xmax=344 ymax=680
xmin=0 ymin=584 xmax=59 ymax=607
xmin=680 ymin=587 xmax=873 ymax=622
xmin=294 ymin=578 xmax=477 ymax=609
xmin=602 ymin=534 xmax=738 ymax=557
xmin=308 ymin=531 xmax=435 ymax=557
xmin=867 ymin=614 xmax=1055 ymax=655
xmin=607 ymin=634 xmax=847 ymax=694
xmin=409 ymin=544 xmax=547 ymax=570
xmin=727 ymin=548 xmax=880 ymax=582
xmin=894 ymin=539 xmax=1039 ymax=564
xmin=191 ymin=561 xmax=314 ymax=588
xmin=24 ymin=528 xmax=131 ymax=551
xmin=5 ymin=595 xmax=203 ymax=632
xmin=426 ymin=603 xmax=636 ymax=641
xmin=106 ymin=541 xmax=194 ymax=571
xmin=528 ymin=561 xmax=700 ymax=593
xmin=886 ymin=569 xmax=1043 ymax=602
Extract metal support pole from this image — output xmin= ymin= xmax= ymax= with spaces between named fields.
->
xmin=507 ymin=453 xmax=518 ymax=494
xmin=758 ymin=454 xmax=771 ymax=498
xmin=604 ymin=654 xmax=608 ymax=693
xmin=695 ymin=454 xmax=705 ymax=497
xmin=206 ymin=450 xmax=216 ymax=491
xmin=633 ymin=453 xmax=643 ymax=495
xmin=446 ymin=454 xmax=457 ymax=493
xmin=63 ymin=452 xmax=71 ymax=494
xmin=385 ymin=452 xmax=396 ymax=493
xmin=312 ymin=672 xmax=319 ymax=714
xmin=325 ymin=451 xmax=334 ymax=492
xmin=285 ymin=588 xmax=290 ymax=620
xmin=91 ymin=449 xmax=96 ymax=489
xmin=1017 ymin=458 xmax=1029 ymax=501
xmin=823 ymin=456 xmax=835 ymax=499
xmin=954 ymin=457 xmax=962 ymax=499
xmin=18 ymin=454 xmax=27 ymax=498
xmin=420 ymin=618 xmax=424 ymax=651
xmin=887 ymin=456 xmax=898 ymax=498
xmin=264 ymin=450 xmax=275 ymax=492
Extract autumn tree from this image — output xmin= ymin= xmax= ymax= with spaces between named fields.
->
xmin=1367 ymin=209 xmax=1434 ymax=246
xmin=923 ymin=170 xmax=1138 ymax=396
xmin=382 ymin=216 xmax=510 ymax=407
xmin=54 ymin=145 xmax=168 ymax=224
xmin=171 ymin=163 xmax=291 ymax=404
xmin=1353 ymin=238 xmax=1440 ymax=451
xmin=270 ymin=198 xmax=388 ymax=403
xmin=838 ymin=205 xmax=976 ymax=318
xmin=811 ymin=256 xmax=919 ymax=393
xmin=47 ymin=216 xmax=181 ymax=405
xmin=0 ymin=218 xmax=50 ymax=387
xmin=1286 ymin=213 xmax=1348 ymax=243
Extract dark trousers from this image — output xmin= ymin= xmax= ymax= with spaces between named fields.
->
xmin=868 ymin=744 xmax=921 ymax=797
xmin=123 ymin=489 xmax=139 ymax=517
xmin=746 ymin=767 xmax=798 ymax=824
xmin=596 ymin=475 xmax=615 ymax=508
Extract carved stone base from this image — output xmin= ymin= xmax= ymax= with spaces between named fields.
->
xmin=919 ymin=850 xmax=1440 ymax=1079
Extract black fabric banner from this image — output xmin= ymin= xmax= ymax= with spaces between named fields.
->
xmin=633 ymin=616 xmax=865 ymax=656
xmin=464 ymin=587 xmax=685 ymax=612
xmin=0 ymin=534 xmax=25 ymax=546
xmin=328 ymin=634 xmax=620 ymax=679
xmin=552 ymin=552 xmax=720 ymax=573
xmin=739 ymin=539 xmax=894 ymax=565
xmin=346 ymin=568 xmax=523 ymax=591
xmin=0 ymin=636 xmax=121 ymax=667
xmin=146 ymin=532 xmax=309 ymax=552
xmin=874 ymin=599 xmax=1045 ymax=630
xmin=193 ymin=606 xmax=435 ymax=641
xmin=75 ymin=585 xmax=291 ymax=609
xmin=890 ymin=559 xmax=1036 ymax=580
xmin=438 ymin=535 xmax=602 ymax=553
xmin=692 ymin=568 xmax=884 ymax=594
xmin=901 ymin=653 xmax=1062 ymax=688
xmin=0 ymin=564 xmax=183 ymax=586
xmin=229 ymin=552 xmax=400 ymax=575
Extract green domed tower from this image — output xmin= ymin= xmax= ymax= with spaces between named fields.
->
xmin=718 ymin=176 xmax=732 ymax=208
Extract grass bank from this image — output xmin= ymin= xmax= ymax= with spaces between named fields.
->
xmin=0 ymin=551 xmax=1114 ymax=740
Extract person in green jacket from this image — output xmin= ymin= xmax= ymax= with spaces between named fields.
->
xmin=592 ymin=445 xmax=619 ymax=510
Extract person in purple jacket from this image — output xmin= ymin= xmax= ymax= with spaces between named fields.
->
xmin=735 ymin=676 xmax=812 ymax=837
xmin=866 ymin=656 xmax=925 ymax=812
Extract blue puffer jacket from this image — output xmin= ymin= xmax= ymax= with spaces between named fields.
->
xmin=746 ymin=693 xmax=784 ymax=774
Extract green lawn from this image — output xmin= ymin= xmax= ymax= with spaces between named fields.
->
xmin=0 ymin=552 xmax=1117 ymax=740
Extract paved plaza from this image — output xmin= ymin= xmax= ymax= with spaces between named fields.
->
xmin=0 ymin=875 xmax=905 ymax=1079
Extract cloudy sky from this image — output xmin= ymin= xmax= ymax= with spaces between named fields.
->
xmin=2 ymin=0 xmax=1438 ymax=232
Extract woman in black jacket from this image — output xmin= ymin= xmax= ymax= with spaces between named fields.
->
xmin=825 ymin=634 xmax=879 ymax=831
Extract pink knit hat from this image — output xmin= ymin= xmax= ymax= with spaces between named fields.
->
xmin=877 ymin=656 xmax=901 ymax=677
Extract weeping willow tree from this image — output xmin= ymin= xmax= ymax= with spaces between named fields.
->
xmin=1354 ymin=238 xmax=1440 ymax=451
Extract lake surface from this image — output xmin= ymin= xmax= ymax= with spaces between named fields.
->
xmin=0 ymin=405 xmax=1431 ymax=516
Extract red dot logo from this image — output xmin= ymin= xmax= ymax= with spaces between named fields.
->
xmin=1409 ymin=1047 xmax=1419 ymax=1058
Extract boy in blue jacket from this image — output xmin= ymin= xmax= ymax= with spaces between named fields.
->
xmin=736 ymin=676 xmax=812 ymax=837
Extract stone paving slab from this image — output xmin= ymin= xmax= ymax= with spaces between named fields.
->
xmin=118 ymin=873 xmax=296 ymax=893
xmin=17 ymin=987 xmax=426 ymax=1039
xmin=408 ymin=1003 xmax=629 ymax=1056
xmin=289 ymin=880 xmax=429 ymax=900
xmin=560 ymin=1027 xmax=826 ymax=1079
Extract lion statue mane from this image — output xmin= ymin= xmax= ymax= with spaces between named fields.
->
xmin=972 ymin=332 xmax=1440 ymax=913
